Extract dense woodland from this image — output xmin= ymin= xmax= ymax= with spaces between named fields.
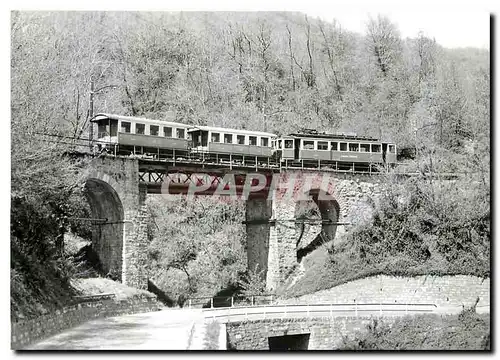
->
xmin=11 ymin=12 xmax=490 ymax=316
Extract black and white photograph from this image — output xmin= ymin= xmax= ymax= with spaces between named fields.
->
xmin=8 ymin=0 xmax=491 ymax=352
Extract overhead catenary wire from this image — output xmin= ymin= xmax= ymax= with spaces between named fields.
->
xmin=38 ymin=137 xmax=115 ymax=149
xmin=66 ymin=217 xmax=133 ymax=225
xmin=242 ymin=219 xmax=351 ymax=225
xmin=34 ymin=132 xmax=92 ymax=142
xmin=35 ymin=132 xmax=115 ymax=146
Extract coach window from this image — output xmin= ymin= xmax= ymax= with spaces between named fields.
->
xmin=211 ymin=132 xmax=221 ymax=143
xmin=349 ymin=143 xmax=359 ymax=152
xmin=224 ymin=133 xmax=233 ymax=144
xmin=331 ymin=142 xmax=338 ymax=151
xmin=261 ymin=137 xmax=269 ymax=147
xmin=340 ymin=142 xmax=347 ymax=151
xmin=284 ymin=139 xmax=294 ymax=149
xmin=121 ymin=121 xmax=131 ymax=133
xmin=164 ymin=127 xmax=173 ymax=137
xmin=237 ymin=135 xmax=245 ymax=145
xmin=360 ymin=144 xmax=370 ymax=152
xmin=303 ymin=140 xmax=314 ymax=150
xmin=136 ymin=123 xmax=145 ymax=135
xmin=277 ymin=139 xmax=282 ymax=149
xmin=389 ymin=144 xmax=396 ymax=153
xmin=317 ymin=141 xmax=328 ymax=150
xmin=177 ymin=128 xmax=185 ymax=139
xmin=150 ymin=125 xmax=159 ymax=136
xmin=371 ymin=144 xmax=381 ymax=153
xmin=249 ymin=136 xmax=257 ymax=146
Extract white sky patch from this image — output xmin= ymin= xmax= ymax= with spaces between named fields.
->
xmin=304 ymin=8 xmax=490 ymax=49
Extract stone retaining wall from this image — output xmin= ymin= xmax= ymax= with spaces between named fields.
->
xmin=11 ymin=296 xmax=162 ymax=349
xmin=280 ymin=275 xmax=490 ymax=309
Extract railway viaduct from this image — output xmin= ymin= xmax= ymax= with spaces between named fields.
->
xmin=83 ymin=155 xmax=386 ymax=291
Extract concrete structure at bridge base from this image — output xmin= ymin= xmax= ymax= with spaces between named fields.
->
xmin=84 ymin=156 xmax=385 ymax=291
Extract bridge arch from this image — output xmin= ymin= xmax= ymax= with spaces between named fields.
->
xmin=74 ymin=157 xmax=148 ymax=289
xmin=295 ymin=189 xmax=341 ymax=262
xmin=84 ymin=177 xmax=125 ymax=279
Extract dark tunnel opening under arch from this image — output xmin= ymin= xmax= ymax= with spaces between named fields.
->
xmin=84 ymin=178 xmax=124 ymax=280
xmin=295 ymin=190 xmax=340 ymax=262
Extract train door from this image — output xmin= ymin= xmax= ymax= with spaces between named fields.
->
xmin=109 ymin=120 xmax=118 ymax=137
xmin=382 ymin=143 xmax=388 ymax=164
xmin=201 ymin=131 xmax=208 ymax=146
xmin=190 ymin=130 xmax=209 ymax=151
xmin=189 ymin=130 xmax=199 ymax=148
xmin=294 ymin=138 xmax=300 ymax=160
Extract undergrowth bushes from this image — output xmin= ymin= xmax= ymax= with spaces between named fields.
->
xmin=340 ymin=306 xmax=490 ymax=350
xmin=11 ymin=191 xmax=93 ymax=321
xmin=11 ymin=196 xmax=76 ymax=321
xmin=340 ymin=174 xmax=490 ymax=278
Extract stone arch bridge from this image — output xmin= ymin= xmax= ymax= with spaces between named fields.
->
xmin=83 ymin=155 xmax=386 ymax=291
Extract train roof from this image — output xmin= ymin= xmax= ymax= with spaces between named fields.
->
xmin=91 ymin=113 xmax=188 ymax=128
xmin=285 ymin=132 xmax=385 ymax=142
xmin=188 ymin=125 xmax=277 ymax=138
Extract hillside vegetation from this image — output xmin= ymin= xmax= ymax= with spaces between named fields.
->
xmin=11 ymin=12 xmax=489 ymax=315
xmin=340 ymin=308 xmax=490 ymax=350
xmin=145 ymin=196 xmax=246 ymax=304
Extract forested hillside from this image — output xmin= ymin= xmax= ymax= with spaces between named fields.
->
xmin=11 ymin=12 xmax=489 ymax=312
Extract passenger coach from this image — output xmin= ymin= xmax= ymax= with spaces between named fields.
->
xmin=188 ymin=125 xmax=277 ymax=166
xmin=91 ymin=113 xmax=191 ymax=158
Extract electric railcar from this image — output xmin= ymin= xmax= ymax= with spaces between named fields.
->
xmin=274 ymin=129 xmax=396 ymax=171
xmin=91 ymin=113 xmax=396 ymax=170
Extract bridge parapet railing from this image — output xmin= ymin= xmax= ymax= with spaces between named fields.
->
xmin=201 ymin=302 xmax=438 ymax=322
xmin=186 ymin=294 xmax=276 ymax=309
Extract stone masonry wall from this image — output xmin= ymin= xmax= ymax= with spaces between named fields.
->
xmin=85 ymin=156 xmax=141 ymax=212
xmin=276 ymin=171 xmax=385 ymax=239
xmin=263 ymin=171 xmax=385 ymax=290
xmin=332 ymin=176 xmax=384 ymax=239
xmin=226 ymin=317 xmax=382 ymax=350
xmin=272 ymin=200 xmax=298 ymax=289
xmin=122 ymin=204 xmax=149 ymax=289
xmin=246 ymin=198 xmax=272 ymax=282
xmin=11 ymin=296 xmax=162 ymax=350
xmin=266 ymin=211 xmax=279 ymax=292
xmin=279 ymin=275 xmax=490 ymax=309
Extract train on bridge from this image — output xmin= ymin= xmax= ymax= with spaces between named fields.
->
xmin=91 ymin=113 xmax=397 ymax=172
